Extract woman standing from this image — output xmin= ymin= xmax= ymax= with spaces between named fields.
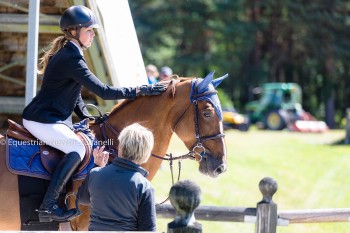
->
xmin=78 ymin=123 xmax=156 ymax=231
xmin=22 ymin=5 xmax=166 ymax=223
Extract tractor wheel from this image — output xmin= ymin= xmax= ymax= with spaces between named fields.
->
xmin=238 ymin=123 xmax=250 ymax=132
xmin=264 ymin=110 xmax=287 ymax=130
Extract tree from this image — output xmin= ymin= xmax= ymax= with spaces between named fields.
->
xmin=129 ymin=0 xmax=350 ymax=127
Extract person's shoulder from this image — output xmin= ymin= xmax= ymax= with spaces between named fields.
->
xmin=133 ymin=172 xmax=153 ymax=188
xmin=143 ymin=178 xmax=153 ymax=189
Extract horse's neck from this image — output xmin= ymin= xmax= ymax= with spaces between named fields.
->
xmin=103 ymin=86 xmax=191 ymax=180
xmin=98 ymin=98 xmax=172 ymax=180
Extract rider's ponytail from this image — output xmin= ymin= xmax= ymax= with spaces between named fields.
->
xmin=38 ymin=36 xmax=68 ymax=75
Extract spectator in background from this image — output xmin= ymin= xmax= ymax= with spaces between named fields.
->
xmin=158 ymin=66 xmax=173 ymax=81
xmin=77 ymin=123 xmax=156 ymax=231
xmin=146 ymin=64 xmax=159 ymax=84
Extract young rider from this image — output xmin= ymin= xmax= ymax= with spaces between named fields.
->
xmin=22 ymin=5 xmax=166 ymax=223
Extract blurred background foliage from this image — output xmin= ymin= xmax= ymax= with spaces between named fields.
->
xmin=128 ymin=0 xmax=350 ymax=128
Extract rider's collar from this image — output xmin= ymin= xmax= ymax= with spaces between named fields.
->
xmin=112 ymin=157 xmax=149 ymax=177
xmin=69 ymin=41 xmax=84 ymax=57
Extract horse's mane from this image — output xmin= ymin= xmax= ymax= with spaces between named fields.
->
xmin=108 ymin=77 xmax=194 ymax=117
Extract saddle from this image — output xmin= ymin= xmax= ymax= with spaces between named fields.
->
xmin=6 ymin=119 xmax=92 ymax=175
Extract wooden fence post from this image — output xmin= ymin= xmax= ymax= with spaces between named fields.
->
xmin=256 ymin=177 xmax=278 ymax=233
xmin=167 ymin=180 xmax=202 ymax=233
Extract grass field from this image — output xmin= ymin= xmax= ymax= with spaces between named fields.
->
xmin=152 ymin=128 xmax=350 ymax=233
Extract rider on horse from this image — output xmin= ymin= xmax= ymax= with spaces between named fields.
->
xmin=21 ymin=5 xmax=166 ymax=223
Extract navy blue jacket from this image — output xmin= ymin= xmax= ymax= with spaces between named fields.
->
xmin=22 ymin=42 xmax=136 ymax=126
xmin=77 ymin=157 xmax=156 ymax=231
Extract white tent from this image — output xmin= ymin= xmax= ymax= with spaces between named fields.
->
xmin=94 ymin=0 xmax=148 ymax=87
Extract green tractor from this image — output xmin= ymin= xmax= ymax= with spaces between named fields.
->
xmin=245 ymin=83 xmax=327 ymax=132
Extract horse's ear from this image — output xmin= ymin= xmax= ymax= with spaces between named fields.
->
xmin=198 ymin=71 xmax=215 ymax=93
xmin=211 ymin=74 xmax=228 ymax=88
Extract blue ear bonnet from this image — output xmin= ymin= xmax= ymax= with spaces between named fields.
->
xmin=190 ymin=72 xmax=228 ymax=121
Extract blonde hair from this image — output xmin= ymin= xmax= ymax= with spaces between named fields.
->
xmin=118 ymin=123 xmax=154 ymax=164
xmin=38 ymin=36 xmax=68 ymax=75
xmin=146 ymin=64 xmax=159 ymax=77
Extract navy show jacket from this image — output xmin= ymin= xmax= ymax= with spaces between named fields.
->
xmin=22 ymin=42 xmax=136 ymax=126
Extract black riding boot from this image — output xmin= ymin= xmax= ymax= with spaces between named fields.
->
xmin=38 ymin=151 xmax=81 ymax=222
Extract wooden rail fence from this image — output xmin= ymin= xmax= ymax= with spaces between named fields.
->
xmin=157 ymin=177 xmax=350 ymax=233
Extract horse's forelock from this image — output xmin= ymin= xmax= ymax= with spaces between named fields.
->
xmin=160 ymin=77 xmax=194 ymax=97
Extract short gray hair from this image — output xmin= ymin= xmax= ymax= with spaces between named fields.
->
xmin=118 ymin=123 xmax=154 ymax=164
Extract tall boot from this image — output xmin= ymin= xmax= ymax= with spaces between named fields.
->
xmin=38 ymin=151 xmax=81 ymax=222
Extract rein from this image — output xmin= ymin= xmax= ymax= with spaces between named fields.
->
xmin=96 ymin=117 xmax=191 ymax=205
xmin=89 ymin=78 xmax=225 ymax=204
xmin=93 ymin=78 xmax=225 ymax=164
xmin=152 ymin=79 xmax=226 ymax=205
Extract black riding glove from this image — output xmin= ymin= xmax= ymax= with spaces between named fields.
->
xmin=136 ymin=83 xmax=167 ymax=96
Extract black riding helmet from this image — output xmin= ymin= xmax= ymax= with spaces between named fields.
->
xmin=60 ymin=5 xmax=100 ymax=30
xmin=59 ymin=5 xmax=101 ymax=48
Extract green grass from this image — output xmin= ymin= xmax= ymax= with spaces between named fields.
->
xmin=152 ymin=128 xmax=350 ymax=233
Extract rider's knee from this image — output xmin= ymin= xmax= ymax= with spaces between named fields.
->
xmin=74 ymin=142 xmax=86 ymax=160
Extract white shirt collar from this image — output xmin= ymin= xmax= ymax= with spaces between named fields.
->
xmin=70 ymin=41 xmax=84 ymax=57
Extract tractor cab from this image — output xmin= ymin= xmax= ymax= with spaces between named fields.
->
xmin=245 ymin=83 xmax=326 ymax=132
xmin=256 ymin=83 xmax=302 ymax=111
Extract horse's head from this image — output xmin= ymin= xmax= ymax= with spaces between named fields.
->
xmin=90 ymin=72 xmax=228 ymax=180
xmin=174 ymin=71 xmax=228 ymax=178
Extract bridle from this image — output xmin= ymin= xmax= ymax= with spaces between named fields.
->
xmin=151 ymin=79 xmax=225 ymax=204
xmin=152 ymin=79 xmax=225 ymax=197
xmin=151 ymin=78 xmax=225 ymax=161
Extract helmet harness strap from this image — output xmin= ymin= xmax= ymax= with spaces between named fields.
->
xmin=64 ymin=27 xmax=87 ymax=50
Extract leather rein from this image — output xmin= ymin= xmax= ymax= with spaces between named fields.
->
xmin=89 ymin=79 xmax=225 ymax=202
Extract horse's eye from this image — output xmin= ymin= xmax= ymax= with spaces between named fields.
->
xmin=203 ymin=111 xmax=213 ymax=118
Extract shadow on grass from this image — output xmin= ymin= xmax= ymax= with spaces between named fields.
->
xmin=331 ymin=137 xmax=348 ymax=145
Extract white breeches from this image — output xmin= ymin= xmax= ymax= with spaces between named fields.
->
xmin=23 ymin=119 xmax=86 ymax=160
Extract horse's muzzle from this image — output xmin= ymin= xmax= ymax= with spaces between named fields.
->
xmin=213 ymin=164 xmax=227 ymax=177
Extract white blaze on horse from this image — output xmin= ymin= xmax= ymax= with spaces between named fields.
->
xmin=0 ymin=71 xmax=228 ymax=230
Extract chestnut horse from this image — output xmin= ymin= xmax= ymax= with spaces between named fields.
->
xmin=0 ymin=72 xmax=227 ymax=230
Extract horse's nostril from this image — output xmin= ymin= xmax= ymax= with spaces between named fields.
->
xmin=214 ymin=164 xmax=227 ymax=176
